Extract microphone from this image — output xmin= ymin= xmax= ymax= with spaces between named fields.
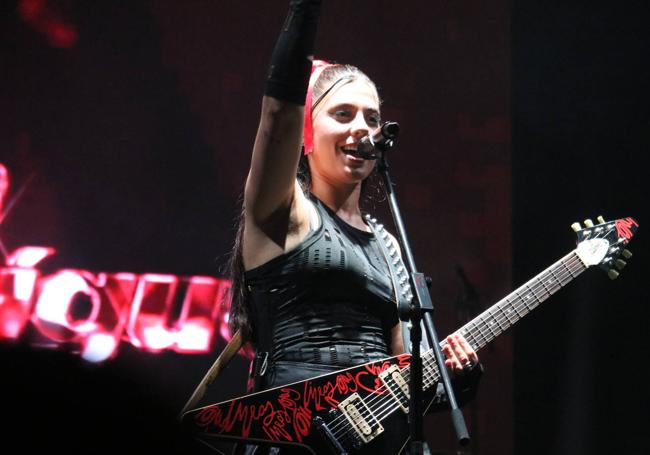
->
xmin=355 ymin=121 xmax=400 ymax=159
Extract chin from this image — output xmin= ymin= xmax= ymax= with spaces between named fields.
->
xmin=342 ymin=169 xmax=371 ymax=185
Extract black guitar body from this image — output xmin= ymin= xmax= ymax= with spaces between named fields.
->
xmin=183 ymin=354 xmax=420 ymax=454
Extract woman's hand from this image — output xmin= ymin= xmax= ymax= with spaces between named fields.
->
xmin=442 ymin=333 xmax=479 ymax=377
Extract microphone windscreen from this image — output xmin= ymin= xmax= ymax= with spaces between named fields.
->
xmin=356 ymin=135 xmax=375 ymax=155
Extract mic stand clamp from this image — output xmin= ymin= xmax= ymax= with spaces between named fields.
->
xmin=376 ymin=145 xmax=470 ymax=454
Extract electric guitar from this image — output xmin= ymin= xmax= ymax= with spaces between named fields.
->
xmin=182 ymin=216 xmax=639 ymax=454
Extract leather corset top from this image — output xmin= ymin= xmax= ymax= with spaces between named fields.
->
xmin=244 ymin=194 xmax=398 ymax=367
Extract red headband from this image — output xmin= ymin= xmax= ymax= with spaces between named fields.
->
xmin=303 ymin=59 xmax=332 ymax=155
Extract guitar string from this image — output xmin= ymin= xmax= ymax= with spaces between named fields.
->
xmin=355 ymin=253 xmax=588 ymax=432
xmin=327 ymin=226 xmax=619 ymax=440
xmin=346 ymin=223 xmax=613 ymax=432
xmin=327 ymin=252 xmax=591 ymax=439
xmin=384 ymin=228 xmax=621 ymax=418
xmin=327 ymin=254 xmax=582 ymax=436
xmin=328 ymin=253 xmax=585 ymax=439
xmin=355 ymin=228 xmax=619 ymax=434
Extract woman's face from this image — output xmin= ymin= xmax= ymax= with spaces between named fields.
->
xmin=309 ymin=79 xmax=381 ymax=187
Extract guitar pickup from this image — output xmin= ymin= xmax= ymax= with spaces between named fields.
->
xmin=338 ymin=393 xmax=384 ymax=444
xmin=379 ymin=365 xmax=410 ymax=413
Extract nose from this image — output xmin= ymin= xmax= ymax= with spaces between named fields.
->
xmin=350 ymin=112 xmax=370 ymax=139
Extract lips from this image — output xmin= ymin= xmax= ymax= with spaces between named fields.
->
xmin=340 ymin=144 xmax=358 ymax=154
xmin=338 ymin=145 xmax=361 ymax=161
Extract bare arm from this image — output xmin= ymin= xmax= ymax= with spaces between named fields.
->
xmin=390 ymin=323 xmax=405 ymax=355
xmin=244 ymin=97 xmax=304 ymax=225
xmin=243 ymin=99 xmax=312 ymax=270
xmin=242 ymin=1 xmax=323 ymax=268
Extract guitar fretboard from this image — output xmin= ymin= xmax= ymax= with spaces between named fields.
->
xmin=419 ymin=249 xmax=587 ymax=388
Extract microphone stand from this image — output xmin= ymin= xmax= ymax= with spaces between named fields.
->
xmin=374 ymin=134 xmax=470 ymax=454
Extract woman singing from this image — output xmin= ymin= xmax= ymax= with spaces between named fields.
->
xmin=227 ymin=1 xmax=481 ymax=453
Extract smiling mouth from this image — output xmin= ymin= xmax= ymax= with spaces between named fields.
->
xmin=340 ymin=145 xmax=359 ymax=156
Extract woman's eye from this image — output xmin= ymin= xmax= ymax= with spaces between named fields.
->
xmin=368 ymin=116 xmax=381 ymax=126
xmin=334 ymin=109 xmax=352 ymax=118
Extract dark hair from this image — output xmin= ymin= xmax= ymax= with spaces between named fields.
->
xmin=227 ymin=64 xmax=381 ymax=343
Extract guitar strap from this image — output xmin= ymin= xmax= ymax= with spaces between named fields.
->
xmin=364 ymin=214 xmax=431 ymax=353
xmin=179 ymin=330 xmax=244 ymax=417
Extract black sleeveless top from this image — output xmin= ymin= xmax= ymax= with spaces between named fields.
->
xmin=237 ymin=196 xmax=483 ymax=455
xmin=244 ymin=195 xmax=399 ymax=389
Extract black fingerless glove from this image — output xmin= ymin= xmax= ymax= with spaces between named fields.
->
xmin=265 ymin=0 xmax=323 ymax=104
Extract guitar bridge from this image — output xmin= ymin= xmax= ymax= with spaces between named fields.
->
xmin=379 ymin=365 xmax=410 ymax=413
xmin=338 ymin=393 xmax=384 ymax=444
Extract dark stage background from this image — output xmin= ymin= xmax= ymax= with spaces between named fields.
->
xmin=1 ymin=1 xmax=647 ymax=454
xmin=512 ymin=2 xmax=649 ymax=455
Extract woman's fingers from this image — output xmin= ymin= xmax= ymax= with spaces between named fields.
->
xmin=456 ymin=334 xmax=478 ymax=365
xmin=443 ymin=334 xmax=478 ymax=375
xmin=442 ymin=342 xmax=462 ymax=376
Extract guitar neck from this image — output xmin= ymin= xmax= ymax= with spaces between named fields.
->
xmin=422 ymin=249 xmax=588 ymax=387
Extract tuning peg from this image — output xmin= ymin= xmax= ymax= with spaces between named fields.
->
xmin=584 ymin=219 xmax=594 ymax=228
xmin=615 ymin=259 xmax=627 ymax=270
xmin=622 ymin=249 xmax=633 ymax=259
xmin=571 ymin=222 xmax=582 ymax=232
xmin=607 ymin=269 xmax=620 ymax=280
xmin=597 ymin=216 xmax=606 ymax=224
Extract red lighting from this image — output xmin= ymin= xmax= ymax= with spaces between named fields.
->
xmin=0 ymin=268 xmax=38 ymax=338
xmin=0 ymin=257 xmax=238 ymax=362
xmin=0 ymin=164 xmax=8 ymax=213
xmin=18 ymin=0 xmax=78 ymax=49
xmin=0 ymin=162 xmax=248 ymax=362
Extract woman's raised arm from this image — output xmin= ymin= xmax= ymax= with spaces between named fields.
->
xmin=244 ymin=1 xmax=322 ymax=225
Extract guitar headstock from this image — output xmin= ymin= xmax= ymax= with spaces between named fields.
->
xmin=572 ymin=216 xmax=638 ymax=278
